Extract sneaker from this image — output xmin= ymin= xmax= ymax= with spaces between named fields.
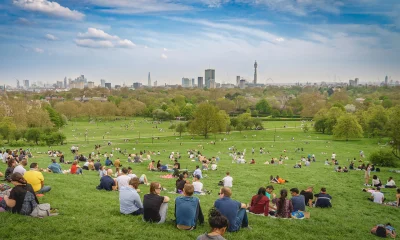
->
xmin=36 ymin=194 xmax=44 ymax=197
xmin=243 ymin=225 xmax=252 ymax=230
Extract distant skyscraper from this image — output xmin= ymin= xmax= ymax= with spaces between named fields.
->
xmin=87 ymin=81 xmax=95 ymax=88
xmin=205 ymin=69 xmax=215 ymax=88
xmin=64 ymin=77 xmax=67 ymax=88
xmin=105 ymin=82 xmax=111 ymax=89
xmin=56 ymin=81 xmax=63 ymax=88
xmin=23 ymin=79 xmax=29 ymax=89
xmin=198 ymin=77 xmax=203 ymax=88
xmin=192 ymin=78 xmax=195 ymax=87
xmin=182 ymin=78 xmax=190 ymax=88
xmin=236 ymin=76 xmax=240 ymax=86
xmin=148 ymin=72 xmax=151 ymax=87
xmin=254 ymin=61 xmax=257 ymax=84
xmin=385 ymin=75 xmax=388 ymax=85
xmin=154 ymin=81 xmax=157 ymax=87
xmin=133 ymin=82 xmax=142 ymax=89
xmin=100 ymin=79 xmax=106 ymax=88
xmin=16 ymin=79 xmax=20 ymax=89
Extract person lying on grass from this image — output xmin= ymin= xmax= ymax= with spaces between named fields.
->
xmin=175 ymin=183 xmax=204 ymax=230
xmin=196 ymin=208 xmax=228 ymax=240
xmin=270 ymin=175 xmax=288 ymax=184
xmin=370 ymin=223 xmax=396 ymax=238
xmin=119 ymin=177 xmax=143 ymax=216
xmin=249 ymin=187 xmax=269 ymax=216
xmin=143 ymin=182 xmax=170 ymax=223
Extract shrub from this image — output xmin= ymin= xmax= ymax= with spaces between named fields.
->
xmin=369 ymin=150 xmax=398 ymax=167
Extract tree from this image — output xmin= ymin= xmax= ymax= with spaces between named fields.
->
xmin=25 ymin=128 xmax=43 ymax=145
xmin=176 ymin=123 xmax=186 ymax=137
xmin=152 ymin=109 xmax=170 ymax=120
xmin=366 ymin=105 xmax=388 ymax=138
xmin=255 ymin=99 xmax=271 ymax=114
xmin=45 ymin=105 xmax=64 ymax=128
xmin=181 ymin=104 xmax=195 ymax=120
xmin=313 ymin=108 xmax=328 ymax=134
xmin=387 ymin=106 xmax=400 ymax=159
xmin=303 ymin=123 xmax=309 ymax=133
xmin=333 ymin=114 xmax=363 ymax=141
xmin=271 ymin=109 xmax=280 ymax=118
xmin=0 ymin=117 xmax=17 ymax=143
xmin=325 ymin=107 xmax=345 ymax=134
xmin=237 ymin=113 xmax=254 ymax=129
xmin=189 ymin=103 xmax=228 ymax=138
xmin=236 ymin=123 xmax=244 ymax=133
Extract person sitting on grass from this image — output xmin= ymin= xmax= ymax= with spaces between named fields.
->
xmin=275 ymin=189 xmax=293 ymax=218
xmin=370 ymin=223 xmax=396 ymax=238
xmin=196 ymin=208 xmax=228 ymax=240
xmin=0 ymin=173 xmax=39 ymax=215
xmin=290 ymin=188 xmax=305 ymax=212
xmin=193 ymin=175 xmax=203 ymax=194
xmin=250 ymin=159 xmax=256 ymax=164
xmin=176 ymin=174 xmax=187 ymax=194
xmin=119 ymin=177 xmax=143 ymax=215
xmin=372 ymin=175 xmax=382 ymax=187
xmin=369 ymin=187 xmax=384 ymax=204
xmin=385 ymin=177 xmax=396 ymax=188
xmin=127 ymin=167 xmax=149 ymax=185
xmin=249 ymin=187 xmax=269 ymax=216
xmin=88 ymin=160 xmax=95 ymax=171
xmin=4 ymin=159 xmax=17 ymax=182
xmin=214 ymin=187 xmax=249 ymax=232
xmin=24 ymin=163 xmax=51 ymax=194
xmin=13 ymin=159 xmax=28 ymax=175
xmin=300 ymin=187 xmax=314 ymax=208
xmin=143 ymin=182 xmax=170 ymax=223
xmin=47 ymin=159 xmax=62 ymax=174
xmin=175 ymin=183 xmax=204 ymax=230
xmin=222 ymin=172 xmax=233 ymax=188
xmin=96 ymin=169 xmax=117 ymax=191
xmin=148 ymin=160 xmax=157 ymax=171
xmin=193 ymin=166 xmax=203 ymax=179
xmin=314 ymin=187 xmax=332 ymax=208
xmin=157 ymin=160 xmax=168 ymax=171
xmin=70 ymin=160 xmax=83 ymax=175
xmin=105 ymin=157 xmax=113 ymax=167
xmin=116 ymin=167 xmax=131 ymax=189
xmin=384 ymin=188 xmax=400 ymax=207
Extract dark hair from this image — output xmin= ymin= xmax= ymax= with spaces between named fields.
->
xmin=30 ymin=162 xmax=38 ymax=169
xmin=277 ymin=189 xmax=288 ymax=216
xmin=208 ymin=208 xmax=228 ymax=230
xmin=121 ymin=167 xmax=128 ymax=174
xmin=127 ymin=166 xmax=132 ymax=170
xmin=10 ymin=172 xmax=27 ymax=184
xmin=178 ymin=174 xmax=184 ymax=180
xmin=321 ymin=187 xmax=326 ymax=192
xmin=129 ymin=177 xmax=140 ymax=189
xmin=7 ymin=158 xmax=16 ymax=167
xmin=290 ymin=188 xmax=299 ymax=194
xmin=373 ymin=175 xmax=377 ymax=180
xmin=196 ymin=165 xmax=199 ymax=169
xmin=256 ymin=187 xmax=266 ymax=203
xmin=376 ymin=226 xmax=387 ymax=237
xmin=397 ymin=188 xmax=400 ymax=194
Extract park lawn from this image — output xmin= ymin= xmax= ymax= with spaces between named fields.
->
xmin=0 ymin=118 xmax=399 ymax=240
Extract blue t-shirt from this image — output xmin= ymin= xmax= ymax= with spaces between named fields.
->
xmin=193 ymin=169 xmax=202 ymax=179
xmin=175 ymin=196 xmax=199 ymax=227
xmin=48 ymin=163 xmax=62 ymax=174
xmin=97 ymin=176 xmax=115 ymax=191
xmin=214 ymin=197 xmax=241 ymax=232
xmin=291 ymin=195 xmax=306 ymax=211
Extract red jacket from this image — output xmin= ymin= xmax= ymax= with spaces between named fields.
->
xmin=250 ymin=195 xmax=269 ymax=216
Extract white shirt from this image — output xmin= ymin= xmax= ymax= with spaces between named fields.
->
xmin=193 ymin=181 xmax=203 ymax=192
xmin=371 ymin=191 xmax=384 ymax=204
xmin=223 ymin=176 xmax=233 ymax=187
xmin=13 ymin=165 xmax=26 ymax=175
xmin=386 ymin=180 xmax=396 ymax=186
xmin=332 ymin=154 xmax=336 ymax=159
xmin=116 ymin=175 xmax=131 ymax=188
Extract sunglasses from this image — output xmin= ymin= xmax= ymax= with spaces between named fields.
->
xmin=218 ymin=192 xmax=222 ymax=195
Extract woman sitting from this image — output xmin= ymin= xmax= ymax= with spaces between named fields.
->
xmin=385 ymin=177 xmax=396 ymax=188
xmin=176 ymin=174 xmax=187 ymax=194
xmin=372 ymin=175 xmax=382 ymax=187
xmin=196 ymin=208 xmax=228 ymax=240
xmin=4 ymin=159 xmax=17 ymax=182
xmin=0 ymin=173 xmax=39 ymax=215
xmin=275 ymin=189 xmax=293 ymax=218
xmin=70 ymin=160 xmax=83 ymax=175
xmin=249 ymin=187 xmax=269 ymax=216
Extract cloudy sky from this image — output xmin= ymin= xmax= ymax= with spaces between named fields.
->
xmin=0 ymin=0 xmax=399 ymax=86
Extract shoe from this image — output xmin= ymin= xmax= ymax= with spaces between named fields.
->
xmin=36 ymin=194 xmax=44 ymax=197
xmin=244 ymin=225 xmax=252 ymax=230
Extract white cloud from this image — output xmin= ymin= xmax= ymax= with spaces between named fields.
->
xmin=163 ymin=48 xmax=168 ymax=51
xmin=16 ymin=17 xmax=32 ymax=25
xmin=45 ymin=34 xmax=58 ymax=41
xmin=199 ymin=0 xmax=230 ymax=8
xmin=13 ymin=0 xmax=84 ymax=20
xmin=161 ymin=53 xmax=168 ymax=59
xmin=276 ymin=38 xmax=285 ymax=42
xmin=78 ymin=28 xmax=119 ymax=40
xmin=75 ymin=39 xmax=114 ymax=48
xmin=88 ymin=0 xmax=192 ymax=14
xmin=75 ymin=28 xmax=135 ymax=49
xmin=34 ymin=47 xmax=44 ymax=53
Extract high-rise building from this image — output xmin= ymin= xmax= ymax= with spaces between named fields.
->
xmin=205 ymin=69 xmax=215 ymax=88
xmin=182 ymin=78 xmax=190 ymax=88
xmin=100 ymin=79 xmax=106 ymax=88
xmin=105 ymin=82 xmax=111 ymax=89
xmin=56 ymin=81 xmax=63 ymax=88
xmin=209 ymin=79 xmax=216 ymax=89
xmin=239 ymin=79 xmax=246 ymax=89
xmin=385 ymin=75 xmax=388 ymax=85
xmin=133 ymin=82 xmax=142 ymax=89
xmin=16 ymin=79 xmax=20 ymax=89
xmin=23 ymin=80 xmax=29 ymax=89
xmin=115 ymin=85 xmax=121 ymax=89
xmin=236 ymin=76 xmax=240 ymax=86
xmin=154 ymin=81 xmax=157 ymax=87
xmin=64 ymin=77 xmax=67 ymax=88
xmin=87 ymin=81 xmax=95 ymax=88
xmin=254 ymin=61 xmax=258 ymax=84
xmin=148 ymin=72 xmax=151 ymax=87
xmin=198 ymin=77 xmax=203 ymax=88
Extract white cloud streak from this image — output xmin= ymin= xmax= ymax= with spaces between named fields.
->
xmin=75 ymin=28 xmax=135 ymax=49
xmin=13 ymin=0 xmax=85 ymax=20
xmin=45 ymin=33 xmax=58 ymax=40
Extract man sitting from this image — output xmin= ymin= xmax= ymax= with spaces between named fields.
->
xmin=96 ymin=169 xmax=117 ymax=191
xmin=300 ymin=187 xmax=314 ymax=207
xmin=369 ymin=187 xmax=384 ymax=204
xmin=116 ymin=168 xmax=131 ymax=189
xmin=24 ymin=163 xmax=51 ymax=194
xmin=290 ymin=188 xmax=305 ymax=211
xmin=193 ymin=175 xmax=203 ymax=194
xmin=119 ymin=177 xmax=143 ymax=215
xmin=314 ymin=187 xmax=332 ymax=208
xmin=214 ymin=187 xmax=249 ymax=232
xmin=47 ymin=159 xmax=63 ymax=174
xmin=175 ymin=184 xmax=204 ymax=230
xmin=193 ymin=166 xmax=202 ymax=179
xmin=13 ymin=159 xmax=28 ymax=175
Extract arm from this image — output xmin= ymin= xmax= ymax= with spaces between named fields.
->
xmin=308 ymin=199 xmax=313 ymax=208
xmin=163 ymin=196 xmax=170 ymax=203
xmin=241 ymin=203 xmax=247 ymax=209
xmin=3 ymin=196 xmax=16 ymax=208
xmin=112 ymin=179 xmax=118 ymax=191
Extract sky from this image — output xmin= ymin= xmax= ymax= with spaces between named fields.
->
xmin=0 ymin=0 xmax=399 ymax=86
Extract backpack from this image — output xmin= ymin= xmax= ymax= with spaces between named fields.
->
xmin=30 ymin=203 xmax=51 ymax=218
xmin=218 ymin=181 xmax=224 ymax=186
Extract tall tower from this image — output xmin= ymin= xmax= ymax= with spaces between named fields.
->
xmin=254 ymin=60 xmax=258 ymax=84
xmin=148 ymin=72 xmax=151 ymax=87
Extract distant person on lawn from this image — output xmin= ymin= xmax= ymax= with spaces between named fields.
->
xmin=47 ymin=159 xmax=62 ymax=174
xmin=369 ymin=187 xmax=384 ymax=204
xmin=143 ymin=182 xmax=170 ymax=223
xmin=222 ymin=172 xmax=233 ymax=188
xmin=24 ymin=163 xmax=51 ymax=194
xmin=275 ymin=189 xmax=293 ymax=218
xmin=119 ymin=177 xmax=143 ymax=215
xmin=385 ymin=177 xmax=396 ymax=188
xmin=175 ymin=183 xmax=204 ymax=230
xmin=249 ymin=187 xmax=270 ymax=216
xmin=300 ymin=187 xmax=314 ymax=207
xmin=290 ymin=188 xmax=305 ymax=211
xmin=314 ymin=188 xmax=332 ymax=208
xmin=13 ymin=159 xmax=28 ymax=175
xmin=196 ymin=208 xmax=228 ymax=240
xmin=96 ymin=169 xmax=117 ymax=191
xmin=0 ymin=173 xmax=39 ymax=215
xmin=214 ymin=187 xmax=249 ymax=232
xmin=70 ymin=160 xmax=83 ymax=175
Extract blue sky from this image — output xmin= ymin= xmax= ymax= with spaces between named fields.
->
xmin=0 ymin=0 xmax=399 ymax=86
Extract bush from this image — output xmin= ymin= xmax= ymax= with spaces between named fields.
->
xmin=369 ymin=150 xmax=398 ymax=167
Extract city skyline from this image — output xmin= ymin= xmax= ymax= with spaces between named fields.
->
xmin=0 ymin=0 xmax=399 ymax=86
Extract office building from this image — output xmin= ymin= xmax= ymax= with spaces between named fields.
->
xmin=198 ymin=77 xmax=203 ymax=88
xmin=64 ymin=77 xmax=67 ymax=88
xmin=56 ymin=81 xmax=63 ymax=88
xmin=254 ymin=61 xmax=257 ymax=84
xmin=100 ymin=79 xmax=106 ymax=88
xmin=236 ymin=76 xmax=240 ymax=86
xmin=205 ymin=69 xmax=215 ymax=88
xmin=148 ymin=72 xmax=151 ymax=87
xmin=23 ymin=79 xmax=29 ymax=89
xmin=87 ymin=81 xmax=95 ymax=88
xmin=105 ymin=82 xmax=111 ymax=89
xmin=133 ymin=82 xmax=142 ymax=89
xmin=182 ymin=78 xmax=190 ymax=88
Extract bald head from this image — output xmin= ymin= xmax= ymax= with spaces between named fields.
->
xmin=107 ymin=169 xmax=113 ymax=176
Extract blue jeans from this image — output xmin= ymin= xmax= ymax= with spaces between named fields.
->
xmin=75 ymin=168 xmax=83 ymax=174
xmin=37 ymin=186 xmax=52 ymax=194
xmin=232 ymin=208 xmax=248 ymax=232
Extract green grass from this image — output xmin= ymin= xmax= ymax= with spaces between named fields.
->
xmin=1 ymin=118 xmax=399 ymax=240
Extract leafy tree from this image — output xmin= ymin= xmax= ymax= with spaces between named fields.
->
xmin=369 ymin=150 xmax=397 ymax=167
xmin=271 ymin=109 xmax=280 ymax=118
xmin=169 ymin=124 xmax=176 ymax=130
xmin=253 ymin=118 xmax=263 ymax=130
xmin=166 ymin=106 xmax=180 ymax=119
xmin=287 ymin=108 xmax=294 ymax=117
xmin=387 ymin=106 xmax=400 ymax=159
xmin=237 ymin=113 xmax=254 ymax=129
xmin=176 ymin=123 xmax=186 ymax=137
xmin=325 ymin=107 xmax=345 ymax=134
xmin=303 ymin=123 xmax=309 ymax=133
xmin=189 ymin=103 xmax=228 ymax=138
xmin=333 ymin=114 xmax=363 ymax=141
xmin=255 ymin=99 xmax=271 ymax=114
xmin=152 ymin=109 xmax=170 ymax=120
xmin=313 ymin=108 xmax=328 ymax=134
xmin=230 ymin=118 xmax=239 ymax=128
xmin=216 ymin=98 xmax=235 ymax=113
xmin=0 ymin=117 xmax=17 ymax=143
xmin=181 ymin=104 xmax=195 ymax=120
xmin=366 ymin=105 xmax=388 ymax=138
xmin=236 ymin=123 xmax=244 ymax=133
xmin=25 ymin=128 xmax=43 ymax=145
